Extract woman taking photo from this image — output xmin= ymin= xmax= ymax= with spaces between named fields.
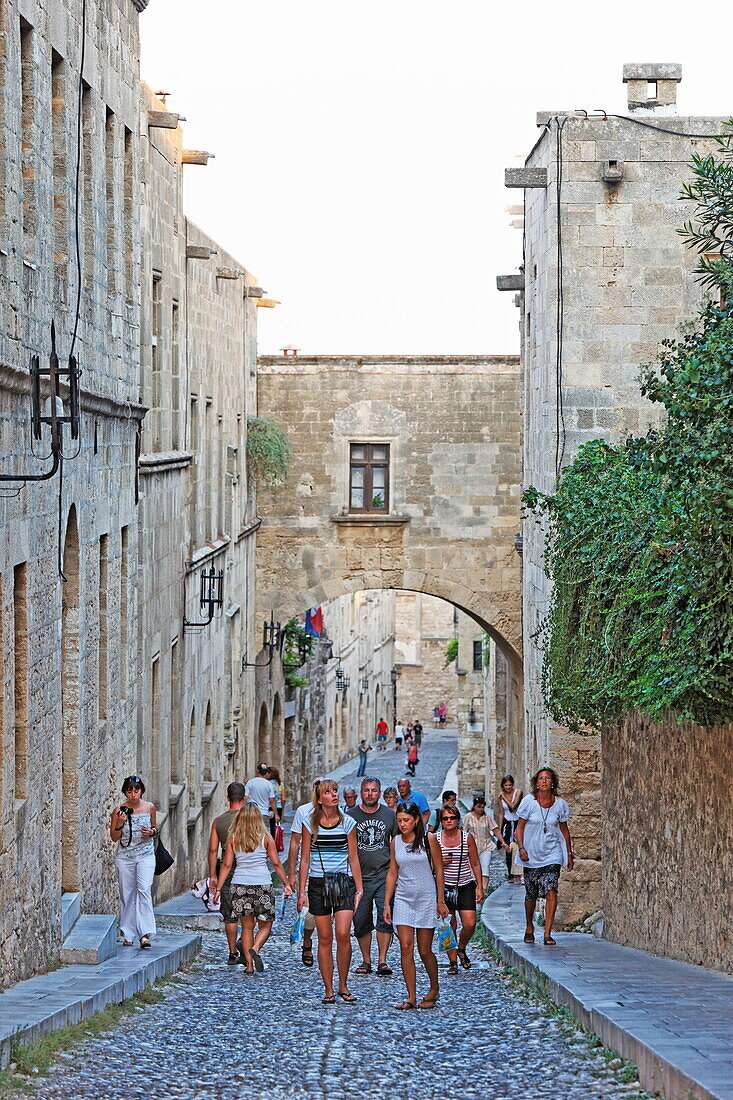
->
xmin=497 ymin=774 xmax=524 ymax=883
xmin=213 ymin=803 xmax=292 ymax=971
xmin=514 ymin=767 xmax=574 ymax=946
xmin=438 ymin=806 xmax=484 ymax=973
xmin=459 ymin=796 xmax=510 ymax=900
xmin=383 ymin=802 xmax=448 ymax=1010
xmin=298 ymin=780 xmax=363 ymax=1004
xmin=110 ymin=776 xmax=157 ymax=949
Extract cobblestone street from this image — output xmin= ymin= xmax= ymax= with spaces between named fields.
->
xmin=29 ymin=732 xmax=650 ymax=1100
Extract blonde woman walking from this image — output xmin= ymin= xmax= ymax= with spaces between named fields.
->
xmin=214 ymin=803 xmax=292 ymax=971
xmin=298 ymin=780 xmax=363 ymax=1005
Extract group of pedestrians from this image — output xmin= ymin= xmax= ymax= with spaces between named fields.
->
xmin=359 ymin=718 xmax=424 ymax=774
xmin=110 ymin=755 xmax=575 ymax=996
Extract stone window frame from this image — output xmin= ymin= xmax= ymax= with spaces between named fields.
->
xmin=348 ymin=442 xmax=390 ymax=514
xmin=332 ymin=401 xmax=407 ymax=519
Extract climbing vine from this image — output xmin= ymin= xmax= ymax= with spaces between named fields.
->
xmin=443 ymin=637 xmax=459 ymax=668
xmin=246 ymin=417 xmax=292 ymax=490
xmin=524 ymin=130 xmax=733 ymax=732
xmin=283 ymin=618 xmax=312 ymax=689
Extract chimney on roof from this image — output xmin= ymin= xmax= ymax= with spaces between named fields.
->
xmin=622 ymin=63 xmax=682 ymax=116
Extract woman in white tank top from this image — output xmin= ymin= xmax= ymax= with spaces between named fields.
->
xmin=498 ymin=774 xmax=524 ymax=883
xmin=213 ymin=803 xmax=292 ymax=971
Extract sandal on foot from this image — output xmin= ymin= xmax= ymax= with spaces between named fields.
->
xmin=523 ymin=931 xmax=535 ymax=943
xmin=417 ymin=996 xmax=439 ymax=1009
xmin=457 ymin=949 xmax=472 ymax=970
xmin=140 ymin=935 xmax=151 ymax=949
xmin=321 ymin=994 xmax=336 ymax=1005
xmin=395 ymin=1000 xmax=416 ymax=1010
xmin=301 ymin=946 xmax=314 ymax=967
xmin=543 ymin=936 xmax=557 ymax=946
xmin=249 ymin=948 xmax=264 ymax=972
xmin=122 ymin=940 xmax=134 ymax=947
xmin=339 ymin=990 xmax=358 ymax=1003
xmin=446 ymin=963 xmax=459 ymax=975
xmin=354 ymin=961 xmax=372 ymax=975
xmin=227 ymin=952 xmax=241 ymax=964
xmin=376 ymin=962 xmax=393 ymax=975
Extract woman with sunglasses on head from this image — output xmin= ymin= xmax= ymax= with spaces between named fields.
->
xmin=297 ymin=780 xmax=363 ymax=1005
xmin=438 ymin=806 xmax=483 ymax=973
xmin=383 ymin=802 xmax=448 ymax=1010
xmin=109 ymin=776 xmax=158 ymax=949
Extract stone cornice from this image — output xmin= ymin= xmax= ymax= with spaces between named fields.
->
xmin=132 ymin=1 xmax=151 ymax=11
xmin=0 ymin=362 xmax=146 ymax=421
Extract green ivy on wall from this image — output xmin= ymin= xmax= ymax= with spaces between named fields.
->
xmin=246 ymin=417 xmax=292 ymax=490
xmin=523 ymin=130 xmax=733 ymax=732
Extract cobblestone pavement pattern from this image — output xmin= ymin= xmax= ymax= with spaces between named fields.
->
xmin=34 ymin=732 xmax=651 ymax=1100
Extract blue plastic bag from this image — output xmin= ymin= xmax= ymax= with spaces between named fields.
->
xmin=289 ymin=910 xmax=306 ymax=944
xmin=436 ymin=920 xmax=457 ymax=953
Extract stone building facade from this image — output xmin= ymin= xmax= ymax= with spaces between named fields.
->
xmin=137 ymin=85 xmax=261 ymax=900
xmin=0 ymin=0 xmax=145 ymax=985
xmin=510 ymin=65 xmax=725 ymax=921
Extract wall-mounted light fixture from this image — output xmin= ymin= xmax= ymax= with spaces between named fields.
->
xmin=359 ymin=676 xmax=369 ymax=696
xmin=335 ymin=667 xmax=350 ymax=694
xmin=242 ymin=613 xmax=282 ymax=668
xmin=184 ymin=563 xmax=224 ymax=630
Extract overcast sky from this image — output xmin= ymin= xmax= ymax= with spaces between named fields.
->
xmin=140 ymin=0 xmax=732 ymax=355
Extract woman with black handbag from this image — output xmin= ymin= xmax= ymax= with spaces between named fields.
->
xmin=438 ymin=806 xmax=483 ymax=973
xmin=109 ymin=775 xmax=158 ymax=949
xmin=297 ymin=780 xmax=363 ymax=1005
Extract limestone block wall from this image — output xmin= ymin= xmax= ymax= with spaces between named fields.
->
xmin=256 ymin=356 xmax=523 ymax=662
xmin=517 ymin=81 xmax=726 ymax=922
xmin=0 ymin=0 xmax=144 ymax=985
xmin=137 ymin=88 xmax=260 ymax=901
xmin=603 ymin=715 xmax=733 ymax=974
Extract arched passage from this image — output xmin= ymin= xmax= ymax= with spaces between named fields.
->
xmin=257 ymin=702 xmax=270 ymax=764
xmin=61 ymin=506 xmax=80 ymax=892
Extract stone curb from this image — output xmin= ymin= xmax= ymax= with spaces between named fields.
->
xmin=482 ymin=885 xmax=733 ymax=1100
xmin=0 ymin=932 xmax=201 ymax=1069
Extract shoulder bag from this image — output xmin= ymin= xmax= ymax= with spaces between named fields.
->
xmin=317 ymin=839 xmax=352 ymax=908
xmin=154 ymin=834 xmax=174 ymax=876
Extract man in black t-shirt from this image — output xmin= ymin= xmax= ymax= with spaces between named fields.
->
xmin=413 ymin=720 xmax=423 ymax=746
xmin=347 ymin=777 xmax=397 ymax=976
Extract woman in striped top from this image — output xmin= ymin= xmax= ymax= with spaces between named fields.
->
xmin=439 ymin=805 xmax=483 ymax=973
xmin=298 ymin=780 xmax=363 ymax=1005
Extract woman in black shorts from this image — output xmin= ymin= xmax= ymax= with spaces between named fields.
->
xmin=298 ymin=780 xmax=364 ymax=1004
xmin=438 ymin=806 xmax=483 ymax=973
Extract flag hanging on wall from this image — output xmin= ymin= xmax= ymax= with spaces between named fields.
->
xmin=305 ymin=607 xmax=323 ymax=636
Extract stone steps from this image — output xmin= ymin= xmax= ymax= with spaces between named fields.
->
xmin=60 ymin=892 xmax=81 ymax=939
xmin=60 ymin=915 xmax=118 ymax=965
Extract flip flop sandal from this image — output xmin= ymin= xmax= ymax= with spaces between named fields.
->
xmin=446 ymin=963 xmax=459 ymax=975
xmin=301 ymin=947 xmax=314 ymax=967
xmin=376 ymin=962 xmax=393 ymax=976
xmin=543 ymin=936 xmax=557 ymax=946
xmin=523 ymin=932 xmax=535 ymax=943
xmin=321 ymin=995 xmax=337 ymax=1005
xmin=395 ymin=1000 xmax=416 ymax=1010
xmin=140 ymin=936 xmax=152 ymax=949
xmin=122 ymin=940 xmax=134 ymax=947
xmin=249 ymin=948 xmax=264 ymax=972
xmin=339 ymin=991 xmax=358 ymax=1003
xmin=354 ymin=962 xmax=372 ymax=975
xmin=417 ymin=997 xmax=439 ymax=1009
xmin=457 ymin=949 xmax=472 ymax=969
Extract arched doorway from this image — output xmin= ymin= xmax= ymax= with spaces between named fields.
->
xmin=257 ymin=702 xmax=270 ymax=764
xmin=61 ymin=506 xmax=80 ymax=892
xmin=203 ymin=701 xmax=213 ymax=782
xmin=271 ymin=693 xmax=284 ymax=770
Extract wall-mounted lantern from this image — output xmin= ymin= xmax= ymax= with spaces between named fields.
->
xmin=241 ymin=613 xmax=282 ymax=668
xmin=335 ymin=667 xmax=350 ymax=694
xmin=184 ymin=563 xmax=224 ymax=630
xmin=359 ymin=676 xmax=369 ymax=696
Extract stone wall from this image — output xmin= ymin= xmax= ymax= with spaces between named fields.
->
xmin=603 ymin=715 xmax=733 ymax=974
xmin=515 ymin=68 xmax=725 ymax=922
xmin=0 ymin=0 xmax=144 ymax=985
xmin=138 ymin=86 xmax=260 ymax=901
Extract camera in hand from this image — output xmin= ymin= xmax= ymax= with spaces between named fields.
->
xmin=119 ymin=805 xmax=134 ymax=817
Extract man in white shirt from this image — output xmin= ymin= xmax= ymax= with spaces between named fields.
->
xmin=245 ymin=763 xmax=277 ymax=827
xmin=287 ymin=776 xmax=324 ymax=968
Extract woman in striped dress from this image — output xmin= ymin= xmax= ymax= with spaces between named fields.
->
xmin=438 ymin=806 xmax=483 ymax=973
xmin=298 ymin=780 xmax=364 ymax=1005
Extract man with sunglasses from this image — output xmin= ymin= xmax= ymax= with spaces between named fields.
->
xmin=347 ymin=777 xmax=397 ymax=975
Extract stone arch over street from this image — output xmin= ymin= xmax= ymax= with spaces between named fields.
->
xmin=256 ymin=354 xmax=523 ymax=666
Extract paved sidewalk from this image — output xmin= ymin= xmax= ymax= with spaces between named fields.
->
xmin=483 ymin=884 xmax=733 ymax=1100
xmin=0 ymin=932 xmax=200 ymax=1068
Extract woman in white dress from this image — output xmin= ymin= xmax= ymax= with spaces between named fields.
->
xmin=383 ymin=801 xmax=448 ymax=1010
xmin=514 ymin=767 xmax=574 ymax=946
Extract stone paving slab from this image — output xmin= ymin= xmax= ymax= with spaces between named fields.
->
xmin=0 ymin=932 xmax=201 ymax=1068
xmin=483 ymin=884 xmax=733 ymax=1100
